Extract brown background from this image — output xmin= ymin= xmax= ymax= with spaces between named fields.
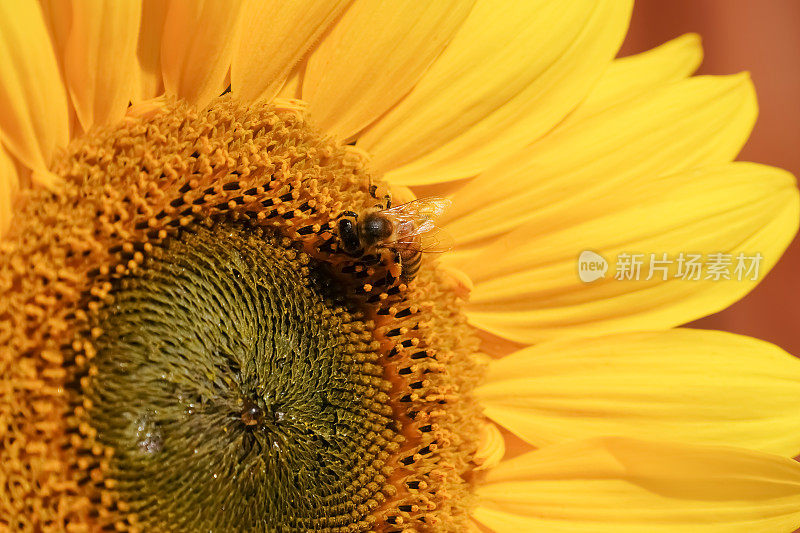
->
xmin=621 ymin=0 xmax=800 ymax=354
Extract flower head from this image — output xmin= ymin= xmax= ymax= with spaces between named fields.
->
xmin=2 ymin=1 xmax=800 ymax=532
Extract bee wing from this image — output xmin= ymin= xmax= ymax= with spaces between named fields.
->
xmin=395 ymin=226 xmax=455 ymax=254
xmin=380 ymin=197 xmax=452 ymax=225
xmin=378 ymin=197 xmax=453 ymax=247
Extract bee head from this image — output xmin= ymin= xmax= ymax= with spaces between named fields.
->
xmin=336 ymin=212 xmax=362 ymax=255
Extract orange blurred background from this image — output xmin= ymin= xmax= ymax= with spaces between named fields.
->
xmin=621 ymin=0 xmax=800 ymax=354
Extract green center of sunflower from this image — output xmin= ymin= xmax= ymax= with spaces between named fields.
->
xmin=1 ymin=96 xmax=485 ymax=532
xmin=86 ymin=223 xmax=399 ymax=530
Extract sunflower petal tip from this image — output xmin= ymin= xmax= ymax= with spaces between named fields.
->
xmin=473 ymin=420 xmax=504 ymax=471
xmin=126 ymin=96 xmax=169 ymax=122
xmin=271 ymin=98 xmax=310 ymax=121
xmin=677 ymin=32 xmax=703 ymax=64
xmin=439 ymin=264 xmax=474 ymax=301
xmin=677 ymin=32 xmax=702 ymax=48
xmin=729 ymin=70 xmax=756 ymax=93
xmin=30 ymin=169 xmax=64 ymax=193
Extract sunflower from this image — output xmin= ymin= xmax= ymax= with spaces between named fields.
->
xmin=3 ymin=0 xmax=800 ymax=531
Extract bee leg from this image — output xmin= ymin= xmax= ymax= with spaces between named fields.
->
xmin=360 ymin=254 xmax=383 ymax=267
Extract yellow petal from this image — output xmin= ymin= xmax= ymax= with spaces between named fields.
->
xmin=443 ymin=73 xmax=756 ymax=252
xmin=64 ymin=0 xmax=142 ymax=130
xmin=474 ymin=420 xmax=505 ymax=471
xmin=276 ymin=62 xmax=304 ymax=99
xmin=474 ymin=437 xmax=800 ymax=532
xmin=408 ymin=34 xmax=700 ymax=203
xmin=477 ymin=329 xmax=800 ymax=456
xmin=457 ymin=162 xmax=798 ymax=343
xmin=161 ymin=0 xmax=245 ymax=108
xmin=0 ymin=1 xmax=69 ymax=175
xmin=39 ymin=0 xmax=72 ymax=54
xmin=231 ymin=0 xmax=350 ymax=104
xmin=134 ymin=0 xmax=169 ymax=101
xmin=302 ymin=0 xmax=474 ymax=141
xmin=0 ymin=145 xmax=18 ymax=236
xmin=468 ymin=519 xmax=486 ymax=533
xmin=566 ymin=33 xmax=702 ymax=126
xmin=358 ymin=0 xmax=632 ymax=185
xmin=39 ymin=0 xmax=80 ymax=139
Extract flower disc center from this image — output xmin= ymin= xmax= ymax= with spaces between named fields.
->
xmin=85 ymin=223 xmax=400 ymax=531
xmin=1 ymin=96 xmax=484 ymax=532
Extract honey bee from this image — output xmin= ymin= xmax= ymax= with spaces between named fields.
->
xmin=336 ymin=197 xmax=454 ymax=282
